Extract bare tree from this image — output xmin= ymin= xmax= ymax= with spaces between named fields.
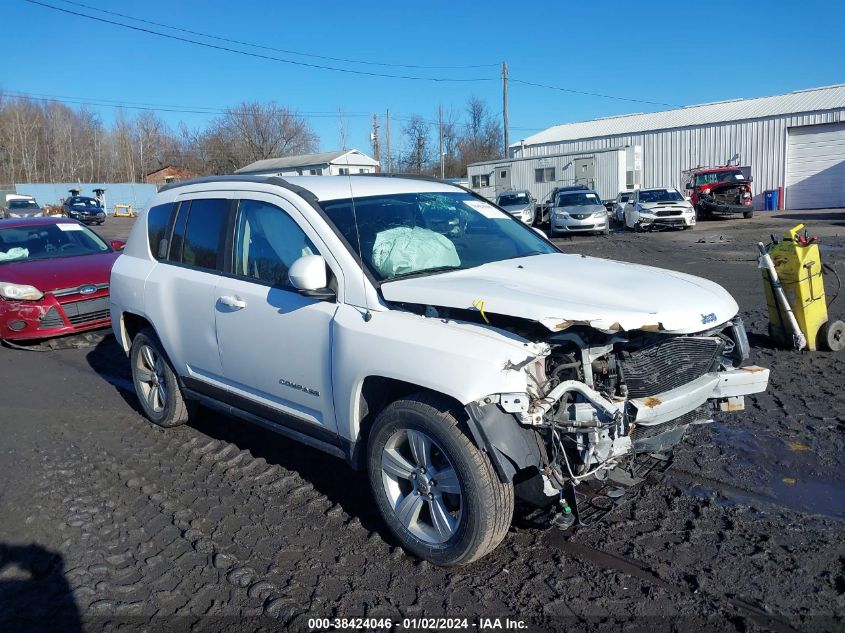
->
xmin=400 ymin=115 xmax=431 ymax=173
xmin=209 ymin=101 xmax=319 ymax=169
xmin=457 ymin=95 xmax=502 ymax=167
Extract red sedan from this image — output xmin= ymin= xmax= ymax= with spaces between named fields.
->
xmin=0 ymin=217 xmax=124 ymax=342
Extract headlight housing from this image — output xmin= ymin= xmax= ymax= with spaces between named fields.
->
xmin=0 ymin=282 xmax=44 ymax=301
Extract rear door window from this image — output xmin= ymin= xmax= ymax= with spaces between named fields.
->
xmin=172 ymin=198 xmax=229 ymax=271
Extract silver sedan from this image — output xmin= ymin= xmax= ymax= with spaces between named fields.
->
xmin=549 ymin=190 xmax=609 ymax=237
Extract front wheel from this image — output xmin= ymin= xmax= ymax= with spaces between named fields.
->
xmin=743 ymin=210 xmax=754 ymax=219
xmin=367 ymin=394 xmax=514 ymax=566
xmin=130 ymin=328 xmax=192 ymax=427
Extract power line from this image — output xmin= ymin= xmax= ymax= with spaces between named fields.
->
xmin=56 ymin=0 xmax=499 ymax=70
xmin=1 ymin=90 xmax=374 ymax=118
xmin=509 ymin=78 xmax=681 ymax=108
xmin=2 ymin=90 xmax=547 ymax=134
xmin=23 ymin=0 xmax=497 ymax=83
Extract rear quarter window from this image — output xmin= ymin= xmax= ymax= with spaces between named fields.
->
xmin=146 ymin=203 xmax=173 ymax=260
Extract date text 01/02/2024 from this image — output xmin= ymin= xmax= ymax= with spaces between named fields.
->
xmin=306 ymin=617 xmax=528 ymax=630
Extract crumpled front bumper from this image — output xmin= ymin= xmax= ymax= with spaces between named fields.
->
xmin=629 ymin=365 xmax=769 ymax=426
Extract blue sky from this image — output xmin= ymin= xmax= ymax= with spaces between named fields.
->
xmin=3 ymin=0 xmax=845 ymax=153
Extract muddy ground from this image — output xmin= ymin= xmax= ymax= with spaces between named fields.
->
xmin=0 ymin=210 xmax=843 ymax=632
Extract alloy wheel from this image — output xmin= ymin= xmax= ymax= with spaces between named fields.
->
xmin=135 ymin=344 xmax=168 ymax=414
xmin=380 ymin=428 xmax=463 ymax=544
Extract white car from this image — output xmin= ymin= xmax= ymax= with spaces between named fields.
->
xmin=495 ymin=190 xmax=536 ymax=225
xmin=613 ymin=191 xmax=634 ymax=224
xmin=624 ymin=187 xmax=696 ymax=231
xmin=110 ymin=175 xmax=769 ymax=565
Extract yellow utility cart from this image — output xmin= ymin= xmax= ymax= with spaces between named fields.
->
xmin=762 ymin=224 xmax=844 ymax=351
xmin=113 ymin=204 xmax=137 ymax=218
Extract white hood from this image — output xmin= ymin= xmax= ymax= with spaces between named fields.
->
xmin=380 ymin=253 xmax=738 ymax=334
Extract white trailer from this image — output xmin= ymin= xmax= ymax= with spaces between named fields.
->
xmin=466 ymin=146 xmax=641 ymax=209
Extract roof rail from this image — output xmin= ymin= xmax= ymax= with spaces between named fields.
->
xmin=157 ymin=174 xmax=287 ymax=193
xmin=356 ymin=172 xmax=445 ymax=183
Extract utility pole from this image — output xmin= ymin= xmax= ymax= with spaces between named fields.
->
xmin=502 ymin=60 xmax=509 ymax=158
xmin=371 ymin=113 xmax=380 ymax=172
xmin=385 ymin=109 xmax=392 ymax=173
xmin=439 ymin=105 xmax=444 ymax=180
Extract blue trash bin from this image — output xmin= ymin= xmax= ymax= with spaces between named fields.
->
xmin=764 ymin=190 xmax=778 ymax=211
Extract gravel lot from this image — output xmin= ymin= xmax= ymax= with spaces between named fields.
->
xmin=1 ymin=211 xmax=843 ymax=632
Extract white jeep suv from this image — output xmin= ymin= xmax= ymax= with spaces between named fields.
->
xmin=110 ymin=175 xmax=769 ymax=565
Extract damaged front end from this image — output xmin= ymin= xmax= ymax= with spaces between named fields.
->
xmin=464 ymin=317 xmax=769 ymax=516
xmin=699 ymin=181 xmax=753 ymax=214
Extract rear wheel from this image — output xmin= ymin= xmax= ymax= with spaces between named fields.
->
xmin=367 ymin=394 xmax=513 ymax=566
xmin=130 ymin=328 xmax=191 ymax=427
xmin=743 ymin=210 xmax=754 ymax=219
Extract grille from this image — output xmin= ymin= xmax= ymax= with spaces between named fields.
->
xmin=52 ymin=283 xmax=109 ymax=298
xmin=620 ymin=336 xmax=723 ymax=398
xmin=656 ymin=210 xmax=682 ymax=217
xmin=62 ymin=296 xmax=110 ymax=325
xmin=571 ymin=213 xmax=592 ymax=219
xmin=39 ymin=307 xmax=64 ymax=329
xmin=631 ymin=405 xmax=711 ymax=441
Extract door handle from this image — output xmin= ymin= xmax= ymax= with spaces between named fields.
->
xmin=218 ymin=295 xmax=247 ymax=309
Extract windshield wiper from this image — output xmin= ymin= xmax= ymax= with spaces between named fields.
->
xmin=386 ymin=265 xmax=463 ymax=281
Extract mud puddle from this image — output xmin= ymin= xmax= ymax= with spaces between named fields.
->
xmin=672 ymin=422 xmax=845 ymax=519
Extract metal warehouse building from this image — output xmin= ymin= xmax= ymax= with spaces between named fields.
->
xmin=468 ymin=84 xmax=845 ymax=210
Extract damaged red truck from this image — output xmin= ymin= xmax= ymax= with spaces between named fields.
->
xmin=685 ymin=166 xmax=754 ymax=220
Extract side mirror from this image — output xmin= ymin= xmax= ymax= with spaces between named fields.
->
xmin=289 ymin=254 xmax=335 ymax=301
xmin=684 ymin=196 xmax=691 ymax=202
xmin=533 ymin=227 xmax=547 ymax=239
xmin=110 ymin=240 xmax=126 ymax=251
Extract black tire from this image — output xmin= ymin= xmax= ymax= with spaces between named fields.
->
xmin=130 ymin=327 xmax=191 ymax=427
xmin=817 ymin=319 xmax=845 ymax=352
xmin=367 ymin=393 xmax=514 ymax=566
xmin=743 ymin=211 xmax=754 ymax=219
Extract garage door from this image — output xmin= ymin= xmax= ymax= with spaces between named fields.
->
xmin=785 ymin=122 xmax=845 ymax=209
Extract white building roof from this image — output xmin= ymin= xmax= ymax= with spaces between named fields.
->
xmin=518 ymin=84 xmax=845 ymax=147
xmin=235 ymin=149 xmax=378 ymax=174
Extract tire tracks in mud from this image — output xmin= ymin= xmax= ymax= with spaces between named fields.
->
xmin=32 ymin=418 xmax=399 ymax=624
xmin=542 ymin=531 xmax=802 ymax=633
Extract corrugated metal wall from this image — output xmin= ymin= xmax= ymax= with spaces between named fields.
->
xmin=509 ymin=109 xmax=844 ymax=210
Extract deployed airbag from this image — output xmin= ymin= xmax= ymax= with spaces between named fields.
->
xmin=0 ymin=247 xmax=29 ymax=261
xmin=371 ymin=226 xmax=460 ymax=278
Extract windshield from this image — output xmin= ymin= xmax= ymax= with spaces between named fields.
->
xmin=68 ymin=197 xmax=101 ymax=209
xmin=0 ymin=222 xmax=110 ymax=263
xmin=695 ymin=170 xmax=745 ymax=186
xmin=556 ymin=192 xmax=602 ymax=207
xmin=8 ymin=200 xmax=39 ymax=210
xmin=320 ymin=192 xmax=556 ymax=281
xmin=619 ymin=193 xmax=632 ymax=203
xmin=497 ymin=192 xmax=530 ymax=206
xmin=638 ymin=189 xmax=684 ymax=203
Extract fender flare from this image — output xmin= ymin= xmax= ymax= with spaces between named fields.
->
xmin=464 ymin=401 xmax=547 ymax=483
